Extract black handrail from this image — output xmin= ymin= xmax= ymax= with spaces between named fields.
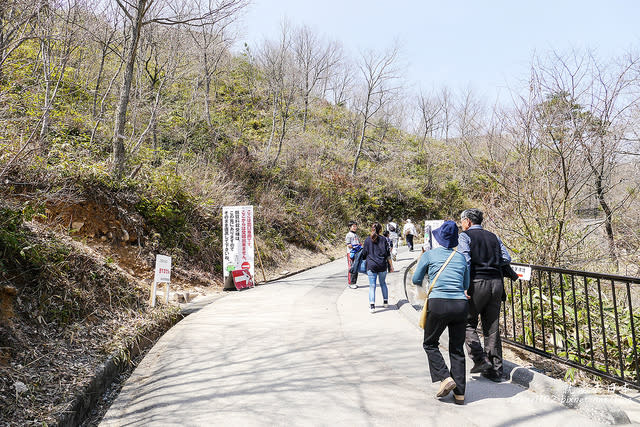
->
xmin=504 ymin=262 xmax=640 ymax=389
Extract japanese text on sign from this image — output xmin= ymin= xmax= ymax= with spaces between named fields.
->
xmin=154 ymin=254 xmax=172 ymax=283
xmin=222 ymin=206 xmax=254 ymax=280
xmin=512 ymin=265 xmax=532 ymax=281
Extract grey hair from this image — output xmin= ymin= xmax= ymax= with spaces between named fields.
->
xmin=461 ymin=208 xmax=483 ymax=225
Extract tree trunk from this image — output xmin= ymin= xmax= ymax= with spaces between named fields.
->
xmin=39 ymin=79 xmax=51 ymax=151
xmin=272 ymin=116 xmax=287 ymax=167
xmin=302 ymin=94 xmax=309 ymax=132
xmin=92 ymin=49 xmax=107 ymax=118
xmin=595 ymin=175 xmax=618 ymax=270
xmin=266 ymin=90 xmax=277 ymax=157
xmin=112 ymin=2 xmax=145 ymax=179
xmin=203 ymin=52 xmax=212 ymax=127
xmin=351 ymin=118 xmax=367 ymax=176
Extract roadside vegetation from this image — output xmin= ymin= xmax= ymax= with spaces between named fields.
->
xmin=1 ymin=0 xmax=640 ymax=424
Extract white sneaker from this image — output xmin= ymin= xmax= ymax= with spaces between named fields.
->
xmin=383 ymin=300 xmax=388 ymax=308
xmin=349 ymin=284 xmax=357 ymax=289
xmin=369 ymin=304 xmax=375 ymax=313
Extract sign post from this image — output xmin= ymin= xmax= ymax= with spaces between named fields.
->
xmin=151 ymin=254 xmax=171 ymax=307
xmin=222 ymin=205 xmax=255 ymax=290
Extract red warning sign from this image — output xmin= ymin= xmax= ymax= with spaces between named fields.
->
xmin=241 ymin=261 xmax=251 ymax=270
xmin=231 ymin=269 xmax=254 ymax=290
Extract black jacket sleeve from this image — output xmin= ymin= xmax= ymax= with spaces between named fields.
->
xmin=501 ymin=264 xmax=520 ymax=281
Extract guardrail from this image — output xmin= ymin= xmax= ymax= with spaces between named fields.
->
xmin=404 ymin=260 xmax=640 ymax=389
xmin=504 ymin=263 xmax=639 ymax=389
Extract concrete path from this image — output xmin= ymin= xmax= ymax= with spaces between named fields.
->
xmin=102 ymin=245 xmax=605 ymax=426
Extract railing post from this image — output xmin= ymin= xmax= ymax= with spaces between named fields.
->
xmin=596 ymin=278 xmax=609 ymax=374
xmin=626 ymin=282 xmax=640 ymax=387
xmin=538 ymin=270 xmax=546 ymax=352
xmin=560 ymin=273 xmax=568 ymax=358
xmin=584 ymin=276 xmax=595 ymax=368
xmin=549 ymin=271 xmax=558 ymax=356
xmin=570 ymin=275 xmax=581 ymax=365
xmin=611 ymin=280 xmax=624 ymax=380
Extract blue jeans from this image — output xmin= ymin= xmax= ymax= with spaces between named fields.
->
xmin=367 ymin=270 xmax=388 ymax=304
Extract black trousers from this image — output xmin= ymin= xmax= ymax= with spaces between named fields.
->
xmin=406 ymin=234 xmax=414 ymax=250
xmin=466 ymin=277 xmax=504 ymax=375
xmin=423 ymin=298 xmax=469 ymax=395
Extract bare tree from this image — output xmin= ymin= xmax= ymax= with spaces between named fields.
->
xmin=291 ymin=25 xmax=341 ymax=132
xmin=257 ymin=30 xmax=287 ymax=160
xmin=129 ymin=22 xmax=183 ymax=156
xmin=351 ymin=44 xmax=402 ymax=176
xmin=110 ymin=0 xmax=248 ymax=179
xmin=257 ymin=22 xmax=300 ymax=167
xmin=0 ymin=0 xmax=43 ymax=77
xmin=327 ymin=58 xmax=354 ymax=107
xmin=189 ymin=17 xmax=235 ymax=127
xmin=574 ymin=51 xmax=640 ymax=269
xmin=83 ymin=2 xmax=123 ymax=119
xmin=37 ymin=0 xmax=82 ymax=149
xmin=438 ymin=86 xmax=453 ymax=142
xmin=416 ymin=89 xmax=443 ymax=148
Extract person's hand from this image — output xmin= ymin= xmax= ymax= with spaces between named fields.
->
xmin=464 ymin=290 xmax=471 ymax=300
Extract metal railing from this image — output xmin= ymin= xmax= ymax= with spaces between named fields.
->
xmin=504 ymin=263 xmax=640 ymax=389
xmin=404 ymin=260 xmax=640 ymax=389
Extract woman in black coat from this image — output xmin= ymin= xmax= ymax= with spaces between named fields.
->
xmin=362 ymin=222 xmax=391 ymax=313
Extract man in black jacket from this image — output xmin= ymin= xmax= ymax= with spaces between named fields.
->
xmin=458 ymin=208 xmax=514 ymax=382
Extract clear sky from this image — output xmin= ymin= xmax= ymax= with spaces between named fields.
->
xmin=237 ymin=0 xmax=640 ymax=102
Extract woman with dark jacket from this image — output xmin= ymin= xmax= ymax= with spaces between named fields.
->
xmin=412 ymin=220 xmax=470 ymax=405
xmin=362 ymin=222 xmax=391 ymax=313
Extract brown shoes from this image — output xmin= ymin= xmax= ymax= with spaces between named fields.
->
xmin=453 ymin=393 xmax=465 ymax=405
xmin=436 ymin=377 xmax=456 ymax=398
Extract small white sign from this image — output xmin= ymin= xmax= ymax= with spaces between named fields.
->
xmin=424 ymin=220 xmax=444 ymax=250
xmin=154 ymin=254 xmax=172 ymax=283
xmin=512 ymin=265 xmax=532 ymax=281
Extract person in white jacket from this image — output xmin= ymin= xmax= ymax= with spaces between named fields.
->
xmin=386 ymin=219 xmax=399 ymax=260
xmin=403 ymin=219 xmax=418 ymax=251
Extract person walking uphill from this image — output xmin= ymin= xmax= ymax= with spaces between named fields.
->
xmin=345 ymin=221 xmax=361 ymax=289
xmin=362 ymin=223 xmax=391 ymax=313
xmin=412 ymin=221 xmax=469 ymax=405
xmin=403 ymin=219 xmax=418 ymax=251
xmin=458 ymin=208 xmax=513 ymax=382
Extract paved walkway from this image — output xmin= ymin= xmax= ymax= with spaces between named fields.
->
xmin=102 ymin=246 xmax=607 ymax=426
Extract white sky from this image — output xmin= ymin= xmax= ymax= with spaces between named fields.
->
xmin=237 ymin=0 xmax=640 ymax=102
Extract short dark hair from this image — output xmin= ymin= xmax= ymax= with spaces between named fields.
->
xmin=348 ymin=220 xmax=358 ymax=227
xmin=461 ymin=208 xmax=483 ymax=225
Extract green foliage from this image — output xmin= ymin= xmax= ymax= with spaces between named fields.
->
xmin=0 ymin=203 xmax=50 ymax=275
xmin=135 ymin=168 xmax=194 ymax=252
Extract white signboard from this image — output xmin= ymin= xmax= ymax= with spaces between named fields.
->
xmin=222 ymin=205 xmax=254 ymax=279
xmin=424 ymin=220 xmax=445 ymax=250
xmin=154 ymin=254 xmax=172 ymax=283
xmin=512 ymin=265 xmax=532 ymax=281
